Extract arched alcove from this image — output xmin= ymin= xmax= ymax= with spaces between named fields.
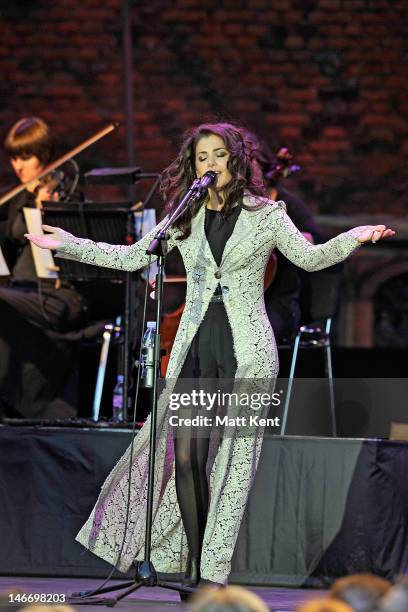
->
xmin=357 ymin=261 xmax=408 ymax=347
xmin=374 ymin=272 xmax=408 ymax=348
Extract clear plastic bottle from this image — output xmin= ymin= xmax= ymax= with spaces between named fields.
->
xmin=140 ymin=321 xmax=156 ymax=388
xmin=112 ymin=374 xmax=124 ymax=422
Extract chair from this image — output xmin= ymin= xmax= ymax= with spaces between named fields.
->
xmin=280 ymin=269 xmax=342 ymax=436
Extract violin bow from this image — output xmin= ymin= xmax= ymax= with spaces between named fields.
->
xmin=0 ymin=121 xmax=119 ymax=206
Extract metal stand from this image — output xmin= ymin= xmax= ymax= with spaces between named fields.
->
xmin=69 ymin=181 xmax=209 ymax=606
xmin=92 ymin=317 xmax=121 ymax=422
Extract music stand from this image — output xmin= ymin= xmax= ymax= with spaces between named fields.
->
xmin=42 ymin=202 xmax=138 ymax=420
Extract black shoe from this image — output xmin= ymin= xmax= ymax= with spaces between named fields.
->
xmin=179 ymin=587 xmax=195 ymax=603
xmin=179 ymin=556 xmax=200 ymax=601
xmin=182 ymin=556 xmax=201 ymax=587
xmin=198 ymin=578 xmax=223 ymax=589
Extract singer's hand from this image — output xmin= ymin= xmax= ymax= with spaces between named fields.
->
xmin=355 ymin=225 xmax=395 ymax=243
xmin=25 ymin=224 xmax=65 ymax=250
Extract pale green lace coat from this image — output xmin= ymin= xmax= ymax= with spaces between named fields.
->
xmin=56 ymin=197 xmax=362 ymax=583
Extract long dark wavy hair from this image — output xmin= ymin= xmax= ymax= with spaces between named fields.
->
xmin=161 ymin=122 xmax=269 ymax=240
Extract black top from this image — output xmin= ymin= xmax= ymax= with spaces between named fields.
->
xmin=204 ymin=206 xmax=241 ymax=267
xmin=0 ymin=190 xmax=38 ymax=283
xmin=205 ymin=206 xmax=241 ymax=297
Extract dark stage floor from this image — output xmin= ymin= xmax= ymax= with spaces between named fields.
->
xmin=0 ymin=577 xmax=326 ymax=611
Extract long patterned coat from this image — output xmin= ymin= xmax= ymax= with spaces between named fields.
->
xmin=56 ymin=197 xmax=362 ymax=583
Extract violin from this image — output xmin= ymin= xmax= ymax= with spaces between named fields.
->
xmin=30 ymin=170 xmax=65 ymax=203
xmin=0 ymin=122 xmax=118 ymax=206
xmin=264 ymin=147 xmax=301 ymax=186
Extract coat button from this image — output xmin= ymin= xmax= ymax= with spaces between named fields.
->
xmin=214 ymin=270 xmax=221 ymax=279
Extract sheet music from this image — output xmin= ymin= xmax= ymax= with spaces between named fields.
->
xmin=23 ymin=208 xmax=58 ymax=279
xmin=134 ymin=208 xmax=160 ymax=284
xmin=0 ymin=247 xmax=10 ymax=276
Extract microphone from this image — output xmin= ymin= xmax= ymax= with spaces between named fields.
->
xmin=146 ymin=171 xmax=217 ymax=255
xmin=195 ymin=170 xmax=217 ymax=194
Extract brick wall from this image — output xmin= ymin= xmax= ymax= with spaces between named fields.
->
xmin=0 ymin=0 xmax=407 ymax=214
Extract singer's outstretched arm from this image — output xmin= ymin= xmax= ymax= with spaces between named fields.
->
xmin=25 ymin=217 xmax=179 ymax=272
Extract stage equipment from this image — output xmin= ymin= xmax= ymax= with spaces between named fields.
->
xmin=42 ymin=202 xmax=138 ymax=421
xmin=85 ymin=166 xmax=143 ymax=185
xmin=44 ymin=159 xmax=160 ymax=420
xmin=84 ymin=166 xmax=164 ymax=225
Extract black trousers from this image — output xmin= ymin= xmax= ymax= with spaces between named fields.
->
xmin=179 ymin=301 xmax=237 ymax=379
xmin=173 ymin=300 xmax=237 ymax=565
xmin=0 ymin=283 xmax=86 ymax=418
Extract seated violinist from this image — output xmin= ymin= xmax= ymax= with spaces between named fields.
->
xmin=0 ymin=117 xmax=86 ymax=419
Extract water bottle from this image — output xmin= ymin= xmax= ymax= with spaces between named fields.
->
xmin=140 ymin=321 xmax=156 ymax=388
xmin=112 ymin=374 xmax=124 ymax=422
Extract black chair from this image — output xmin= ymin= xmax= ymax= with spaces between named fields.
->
xmin=280 ymin=269 xmax=342 ymax=436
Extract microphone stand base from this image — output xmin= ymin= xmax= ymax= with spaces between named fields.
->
xmin=69 ymin=559 xmax=197 ymax=606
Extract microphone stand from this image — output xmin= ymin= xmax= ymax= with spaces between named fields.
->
xmin=71 ymin=181 xmax=206 ymax=606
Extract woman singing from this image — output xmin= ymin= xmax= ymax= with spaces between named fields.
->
xmin=26 ymin=122 xmax=394 ymax=586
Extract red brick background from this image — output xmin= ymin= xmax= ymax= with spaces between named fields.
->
xmin=1 ymin=0 xmax=407 ymax=214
